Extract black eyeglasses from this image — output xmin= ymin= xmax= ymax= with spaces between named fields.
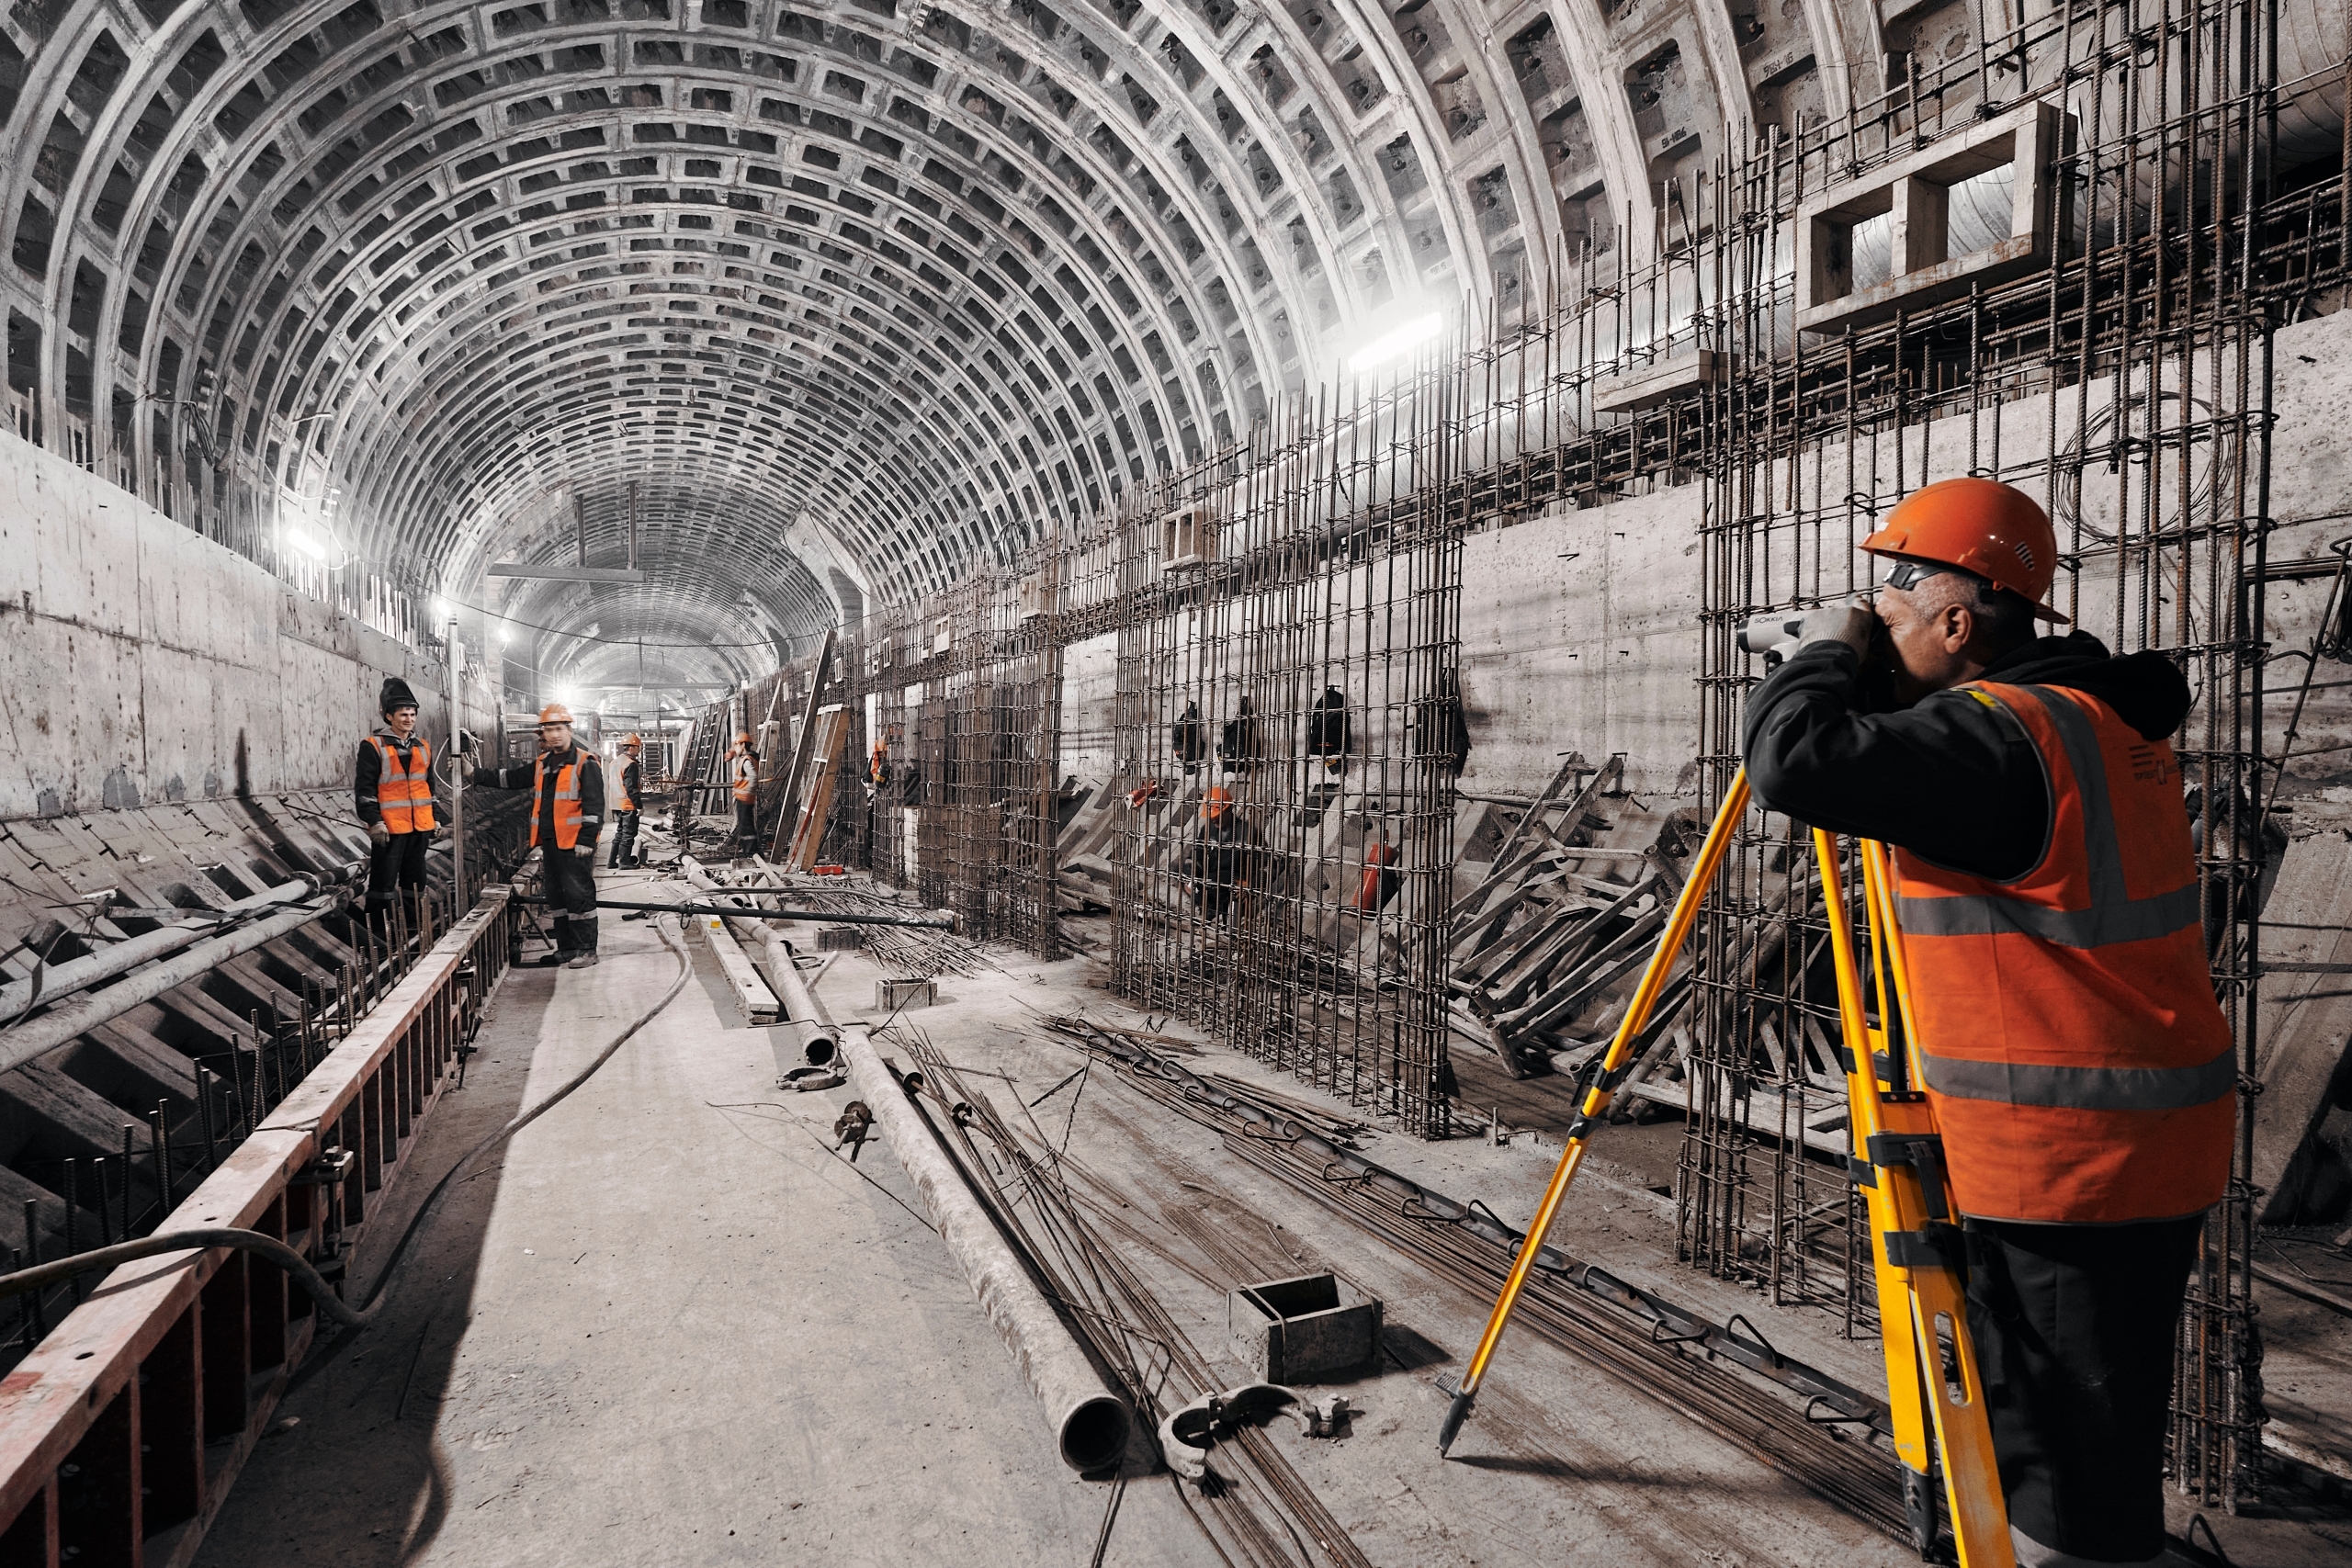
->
xmin=1880 ymin=559 xmax=1956 ymax=592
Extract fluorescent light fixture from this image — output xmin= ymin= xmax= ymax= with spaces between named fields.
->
xmin=1347 ymin=310 xmax=1444 ymax=375
xmin=285 ymin=525 xmax=329 ymax=562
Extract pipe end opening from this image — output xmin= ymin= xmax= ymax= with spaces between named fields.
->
xmin=1060 ymin=1396 xmax=1132 ymax=1473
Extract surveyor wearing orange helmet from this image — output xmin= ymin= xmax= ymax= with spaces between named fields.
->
xmin=608 ymin=732 xmax=644 ymax=870
xmin=469 ymin=701 xmax=607 ymax=966
xmin=1744 ymin=476 xmax=2232 ymax=1568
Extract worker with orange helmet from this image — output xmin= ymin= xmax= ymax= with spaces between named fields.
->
xmin=1743 ymin=477 xmax=2232 ymax=1567
xmin=608 ymin=732 xmax=644 ymax=870
xmin=1185 ymin=785 xmax=1255 ymax=921
xmin=728 ymin=728 xmax=760 ymax=855
xmin=468 ymin=702 xmax=607 ymax=967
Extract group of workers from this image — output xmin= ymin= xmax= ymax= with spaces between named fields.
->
xmin=354 ymin=690 xmax=645 ymax=969
xmin=350 ymin=472 xmax=2224 ymax=1564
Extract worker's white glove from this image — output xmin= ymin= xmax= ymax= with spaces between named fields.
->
xmin=573 ymin=842 xmax=596 ymax=859
xmin=1796 ymin=599 xmax=1877 ymax=657
xmin=369 ymin=821 xmax=391 ymax=848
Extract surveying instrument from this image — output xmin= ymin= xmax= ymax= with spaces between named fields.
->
xmin=1437 ymin=761 xmax=2014 ymax=1566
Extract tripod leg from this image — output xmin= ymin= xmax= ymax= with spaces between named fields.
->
xmin=1819 ymin=830 xmax=2014 ymax=1568
xmin=1438 ymin=768 xmax=1751 ymax=1455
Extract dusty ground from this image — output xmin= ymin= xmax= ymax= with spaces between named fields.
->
xmin=197 ymin=884 xmax=2352 ymax=1567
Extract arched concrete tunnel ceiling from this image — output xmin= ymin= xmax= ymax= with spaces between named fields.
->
xmin=1 ymin=0 xmax=1901 ymax=680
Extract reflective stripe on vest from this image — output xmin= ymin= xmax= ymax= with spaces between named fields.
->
xmin=369 ymin=736 xmax=436 ymax=834
xmin=1892 ymin=681 xmax=2233 ymax=1224
xmin=529 ymin=753 xmax=585 ymax=851
xmin=732 ymin=755 xmax=755 ymax=804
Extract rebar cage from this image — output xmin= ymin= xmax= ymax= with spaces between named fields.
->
xmin=1106 ymin=364 xmax=1466 ymax=1140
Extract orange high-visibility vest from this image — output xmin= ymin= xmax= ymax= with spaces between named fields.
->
xmin=614 ymin=761 xmax=636 ymax=813
xmin=1894 ymin=682 xmax=2234 ymax=1224
xmin=529 ymin=752 xmax=586 ymax=851
xmin=368 ymin=737 xmax=435 ymax=834
xmin=732 ymin=753 xmax=756 ymax=805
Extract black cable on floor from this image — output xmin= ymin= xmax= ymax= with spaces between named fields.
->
xmin=0 ymin=919 xmax=695 ymax=1355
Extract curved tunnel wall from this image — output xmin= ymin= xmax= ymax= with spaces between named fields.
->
xmin=1 ymin=0 xmax=2344 ymax=698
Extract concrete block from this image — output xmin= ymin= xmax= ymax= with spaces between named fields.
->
xmin=1227 ymin=1273 xmax=1382 ymax=1383
xmin=815 ymin=924 xmax=865 ymax=951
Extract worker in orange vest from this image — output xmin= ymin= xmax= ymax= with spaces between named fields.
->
xmin=1743 ymin=478 xmax=2233 ymax=1567
xmin=609 ymin=733 xmax=643 ymax=870
xmin=468 ymin=703 xmax=605 ymax=967
xmin=356 ymin=677 xmax=436 ymax=929
xmin=729 ymin=730 xmax=759 ymax=856
xmin=1184 ymin=785 xmax=1256 ymax=921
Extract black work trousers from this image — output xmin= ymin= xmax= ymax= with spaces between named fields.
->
xmin=542 ymin=842 xmax=599 ymax=954
xmin=733 ymin=800 xmax=756 ymax=852
xmin=608 ymin=811 xmax=639 ymax=868
xmin=366 ymin=830 xmax=430 ymax=914
xmin=1967 ymin=1214 xmax=2203 ymax=1564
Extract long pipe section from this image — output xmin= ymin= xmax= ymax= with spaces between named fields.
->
xmin=833 ymin=1019 xmax=1133 ymax=1471
xmin=674 ymin=860 xmax=839 ymax=1066
xmin=514 ymin=893 xmax=954 ymax=930
xmin=0 ymin=864 xmax=361 ymax=1026
xmin=0 ymin=888 xmax=354 ymax=1074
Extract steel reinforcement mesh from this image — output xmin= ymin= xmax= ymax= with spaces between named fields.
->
xmin=1105 ymin=371 xmax=1466 ymax=1139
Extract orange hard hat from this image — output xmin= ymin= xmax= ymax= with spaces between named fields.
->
xmin=537 ymin=703 xmax=574 ymax=725
xmin=1860 ymin=477 xmax=2069 ymax=621
xmin=737 ymin=730 xmax=752 ymax=745
xmin=1203 ymin=785 xmax=1233 ymax=817
xmin=621 ymin=733 xmax=643 ymax=750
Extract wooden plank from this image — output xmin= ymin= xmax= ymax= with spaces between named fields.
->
xmin=784 ymin=706 xmax=853 ymax=871
xmin=767 ymin=629 xmax=839 ymax=863
xmin=692 ymin=911 xmax=781 ymax=1024
xmin=2254 ymin=833 xmax=2352 ymax=1221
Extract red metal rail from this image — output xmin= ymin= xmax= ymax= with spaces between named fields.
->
xmin=0 ymin=889 xmax=518 ymax=1567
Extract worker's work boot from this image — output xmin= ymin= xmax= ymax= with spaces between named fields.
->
xmin=564 ymin=916 xmax=599 ymax=968
xmin=567 ymin=952 xmax=599 ymax=968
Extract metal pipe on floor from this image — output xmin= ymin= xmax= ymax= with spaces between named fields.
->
xmin=512 ymin=894 xmax=954 ymax=931
xmin=833 ymin=1019 xmax=1133 ymax=1472
xmin=0 ymin=864 xmax=363 ymax=1026
xmin=675 ymin=860 xmax=838 ymax=1066
xmin=0 ymin=891 xmax=355 ymax=1075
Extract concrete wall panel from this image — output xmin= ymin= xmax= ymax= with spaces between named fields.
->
xmin=2 ymin=431 xmax=491 ymax=823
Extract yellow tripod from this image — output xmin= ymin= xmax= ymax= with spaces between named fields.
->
xmin=1436 ymin=769 xmax=2014 ymax=1566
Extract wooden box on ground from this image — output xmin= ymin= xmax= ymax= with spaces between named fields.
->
xmin=876 ymin=976 xmax=936 ymax=1010
xmin=1227 ymin=1273 xmax=1382 ymax=1383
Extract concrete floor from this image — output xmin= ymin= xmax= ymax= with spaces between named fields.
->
xmin=198 ymin=880 xmax=2352 ymax=1566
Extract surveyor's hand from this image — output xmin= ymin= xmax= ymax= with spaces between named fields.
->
xmin=1796 ymin=598 xmax=1877 ymax=656
xmin=574 ymin=842 xmax=596 ymax=858
xmin=369 ymin=821 xmax=391 ymax=848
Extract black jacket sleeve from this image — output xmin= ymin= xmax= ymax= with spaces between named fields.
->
xmin=575 ymin=755 xmax=605 ymax=847
xmin=470 ymin=762 xmax=535 ymax=789
xmin=622 ymin=760 xmax=642 ymax=807
xmin=1740 ymin=643 xmax=2046 ymax=881
xmin=355 ymin=739 xmax=383 ymax=826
